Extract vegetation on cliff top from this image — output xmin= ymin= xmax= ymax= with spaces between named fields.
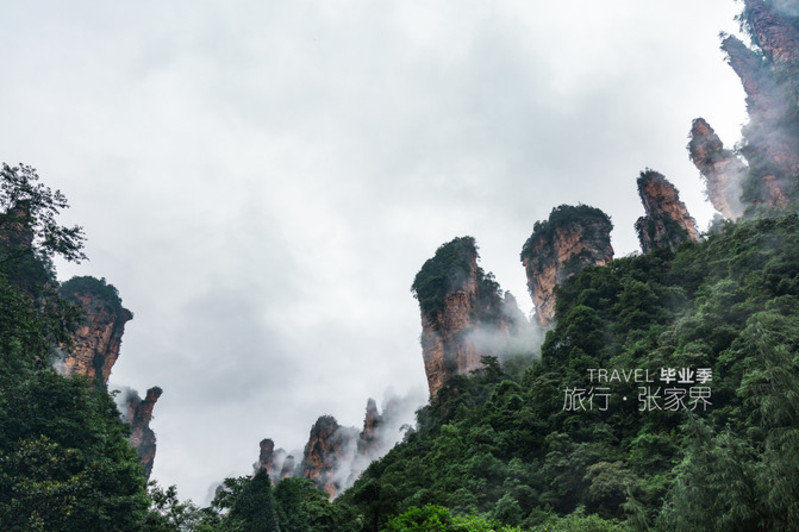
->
xmin=520 ymin=204 xmax=613 ymax=265
xmin=411 ymin=236 xmax=504 ymax=321
xmin=0 ymin=167 xmax=153 ymax=530
xmin=337 ymin=212 xmax=799 ymax=531
xmin=60 ymin=275 xmax=127 ymax=316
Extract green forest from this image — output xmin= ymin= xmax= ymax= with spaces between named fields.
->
xmin=4 ymin=1 xmax=799 ymax=530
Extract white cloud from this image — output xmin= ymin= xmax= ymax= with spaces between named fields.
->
xmin=1 ymin=0 xmax=746 ymax=504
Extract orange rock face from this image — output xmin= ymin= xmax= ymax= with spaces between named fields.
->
xmin=301 ymin=415 xmax=357 ymax=498
xmin=59 ymin=286 xmax=132 ymax=388
xmin=688 ymin=118 xmax=747 ymax=220
xmin=59 ymin=277 xmax=162 ymax=480
xmin=743 ymin=0 xmax=799 ymax=66
xmin=719 ymin=3 xmax=799 ymax=207
xmin=259 ymin=396 xmax=409 ymax=498
xmin=521 ymin=205 xmax=614 ymax=327
xmin=414 ymin=237 xmax=529 ymax=398
xmin=635 ymin=171 xmax=701 ymax=253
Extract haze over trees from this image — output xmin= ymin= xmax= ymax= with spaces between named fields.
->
xmin=3 ymin=1 xmax=799 ymax=531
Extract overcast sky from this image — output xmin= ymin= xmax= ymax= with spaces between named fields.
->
xmin=0 ymin=1 xmax=748 ymax=504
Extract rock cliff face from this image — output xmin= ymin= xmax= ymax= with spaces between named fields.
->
xmin=688 ymin=118 xmax=747 ymax=219
xmin=635 ymin=171 xmax=701 ymax=253
xmin=59 ymin=276 xmax=162 ymax=480
xmin=301 ymin=415 xmax=357 ymax=498
xmin=257 ymin=396 xmax=409 ymax=497
xmin=717 ymin=1 xmax=799 ymax=207
xmin=521 ymin=205 xmax=614 ymax=327
xmin=124 ymin=387 xmax=163 ymax=480
xmin=412 ymin=236 xmax=529 ymax=397
xmin=59 ymin=277 xmax=133 ymax=389
xmin=358 ymin=398 xmax=382 ymax=455
xmin=742 ymin=0 xmax=799 ymax=67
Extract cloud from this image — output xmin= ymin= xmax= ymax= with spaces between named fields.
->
xmin=1 ymin=0 xmax=748 ymax=504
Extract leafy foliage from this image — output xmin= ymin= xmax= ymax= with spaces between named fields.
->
xmin=0 ymin=163 xmax=154 ymax=530
xmin=339 ymin=213 xmax=799 ymax=531
xmin=520 ymin=205 xmax=613 ymax=266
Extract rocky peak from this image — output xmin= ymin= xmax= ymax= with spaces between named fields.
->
xmin=358 ymin=398 xmax=382 ymax=454
xmin=254 ymin=439 xmax=295 ymax=485
xmin=521 ymin=205 xmax=613 ymax=327
xmin=412 ymin=236 xmax=528 ymax=398
xmin=123 ymin=386 xmax=163 ymax=480
xmin=255 ymin=438 xmax=276 ymax=477
xmin=742 ymin=0 xmax=799 ymax=66
xmin=635 ymin=170 xmax=701 ymax=253
xmin=59 ymin=276 xmax=133 ymax=389
xmin=301 ymin=415 xmax=356 ymax=498
xmin=59 ymin=276 xmax=162 ymax=480
xmin=258 ymin=397 xmax=410 ymax=499
xmin=720 ymin=12 xmax=799 ymax=208
xmin=688 ymin=118 xmax=746 ymax=220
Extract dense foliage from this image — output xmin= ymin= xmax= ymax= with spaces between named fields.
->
xmin=411 ymin=236 xmax=504 ymax=320
xmin=0 ymin=165 xmax=153 ymax=530
xmin=60 ymin=276 xmax=126 ymax=316
xmin=520 ymin=205 xmax=613 ymax=266
xmin=337 ymin=213 xmax=799 ymax=531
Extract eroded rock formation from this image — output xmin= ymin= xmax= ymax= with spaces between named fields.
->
xmin=521 ymin=205 xmax=613 ymax=327
xmin=59 ymin=276 xmax=162 ymax=480
xmin=257 ymin=396 xmax=412 ymax=498
xmin=412 ymin=237 xmax=530 ymax=397
xmin=358 ymin=398 xmax=382 ymax=455
xmin=301 ymin=415 xmax=357 ymax=498
xmin=635 ymin=170 xmax=701 ymax=253
xmin=742 ymin=0 xmax=799 ymax=67
xmin=688 ymin=118 xmax=747 ymax=219
xmin=716 ymin=1 xmax=799 ymax=208
xmin=255 ymin=438 xmax=296 ymax=484
xmin=123 ymin=386 xmax=163 ymax=480
xmin=59 ymin=276 xmax=133 ymax=389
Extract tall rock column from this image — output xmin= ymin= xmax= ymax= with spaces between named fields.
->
xmin=635 ymin=170 xmax=701 ymax=253
xmin=688 ymin=118 xmax=747 ymax=220
xmin=59 ymin=276 xmax=162 ymax=480
xmin=300 ymin=415 xmax=357 ymax=498
xmin=720 ymin=6 xmax=799 ymax=207
xmin=521 ymin=205 xmax=614 ymax=327
xmin=59 ymin=276 xmax=133 ymax=389
xmin=742 ymin=0 xmax=799 ymax=67
xmin=124 ymin=387 xmax=163 ymax=480
xmin=412 ymin=236 xmax=528 ymax=398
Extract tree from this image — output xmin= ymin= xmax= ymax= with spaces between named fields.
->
xmin=227 ymin=470 xmax=281 ymax=532
xmin=0 ymin=163 xmax=86 ymax=268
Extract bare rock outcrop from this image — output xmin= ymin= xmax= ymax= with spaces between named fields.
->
xmin=358 ymin=398 xmax=382 ymax=455
xmin=412 ymin=236 xmax=529 ymax=398
xmin=688 ymin=118 xmax=747 ymax=219
xmin=123 ymin=386 xmax=163 ymax=480
xmin=521 ymin=205 xmax=613 ymax=327
xmin=60 ymin=276 xmax=162 ymax=480
xmin=257 ymin=396 xmax=412 ymax=498
xmin=635 ymin=170 xmax=701 ymax=253
xmin=717 ymin=1 xmax=799 ymax=208
xmin=59 ymin=276 xmax=133 ymax=389
xmin=300 ymin=416 xmax=358 ymax=498
xmin=255 ymin=438 xmax=296 ymax=485
xmin=742 ymin=0 xmax=799 ymax=67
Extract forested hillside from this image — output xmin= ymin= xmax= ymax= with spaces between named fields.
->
xmin=3 ymin=1 xmax=799 ymax=531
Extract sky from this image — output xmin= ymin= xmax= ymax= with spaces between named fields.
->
xmin=0 ymin=0 xmax=749 ymax=504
